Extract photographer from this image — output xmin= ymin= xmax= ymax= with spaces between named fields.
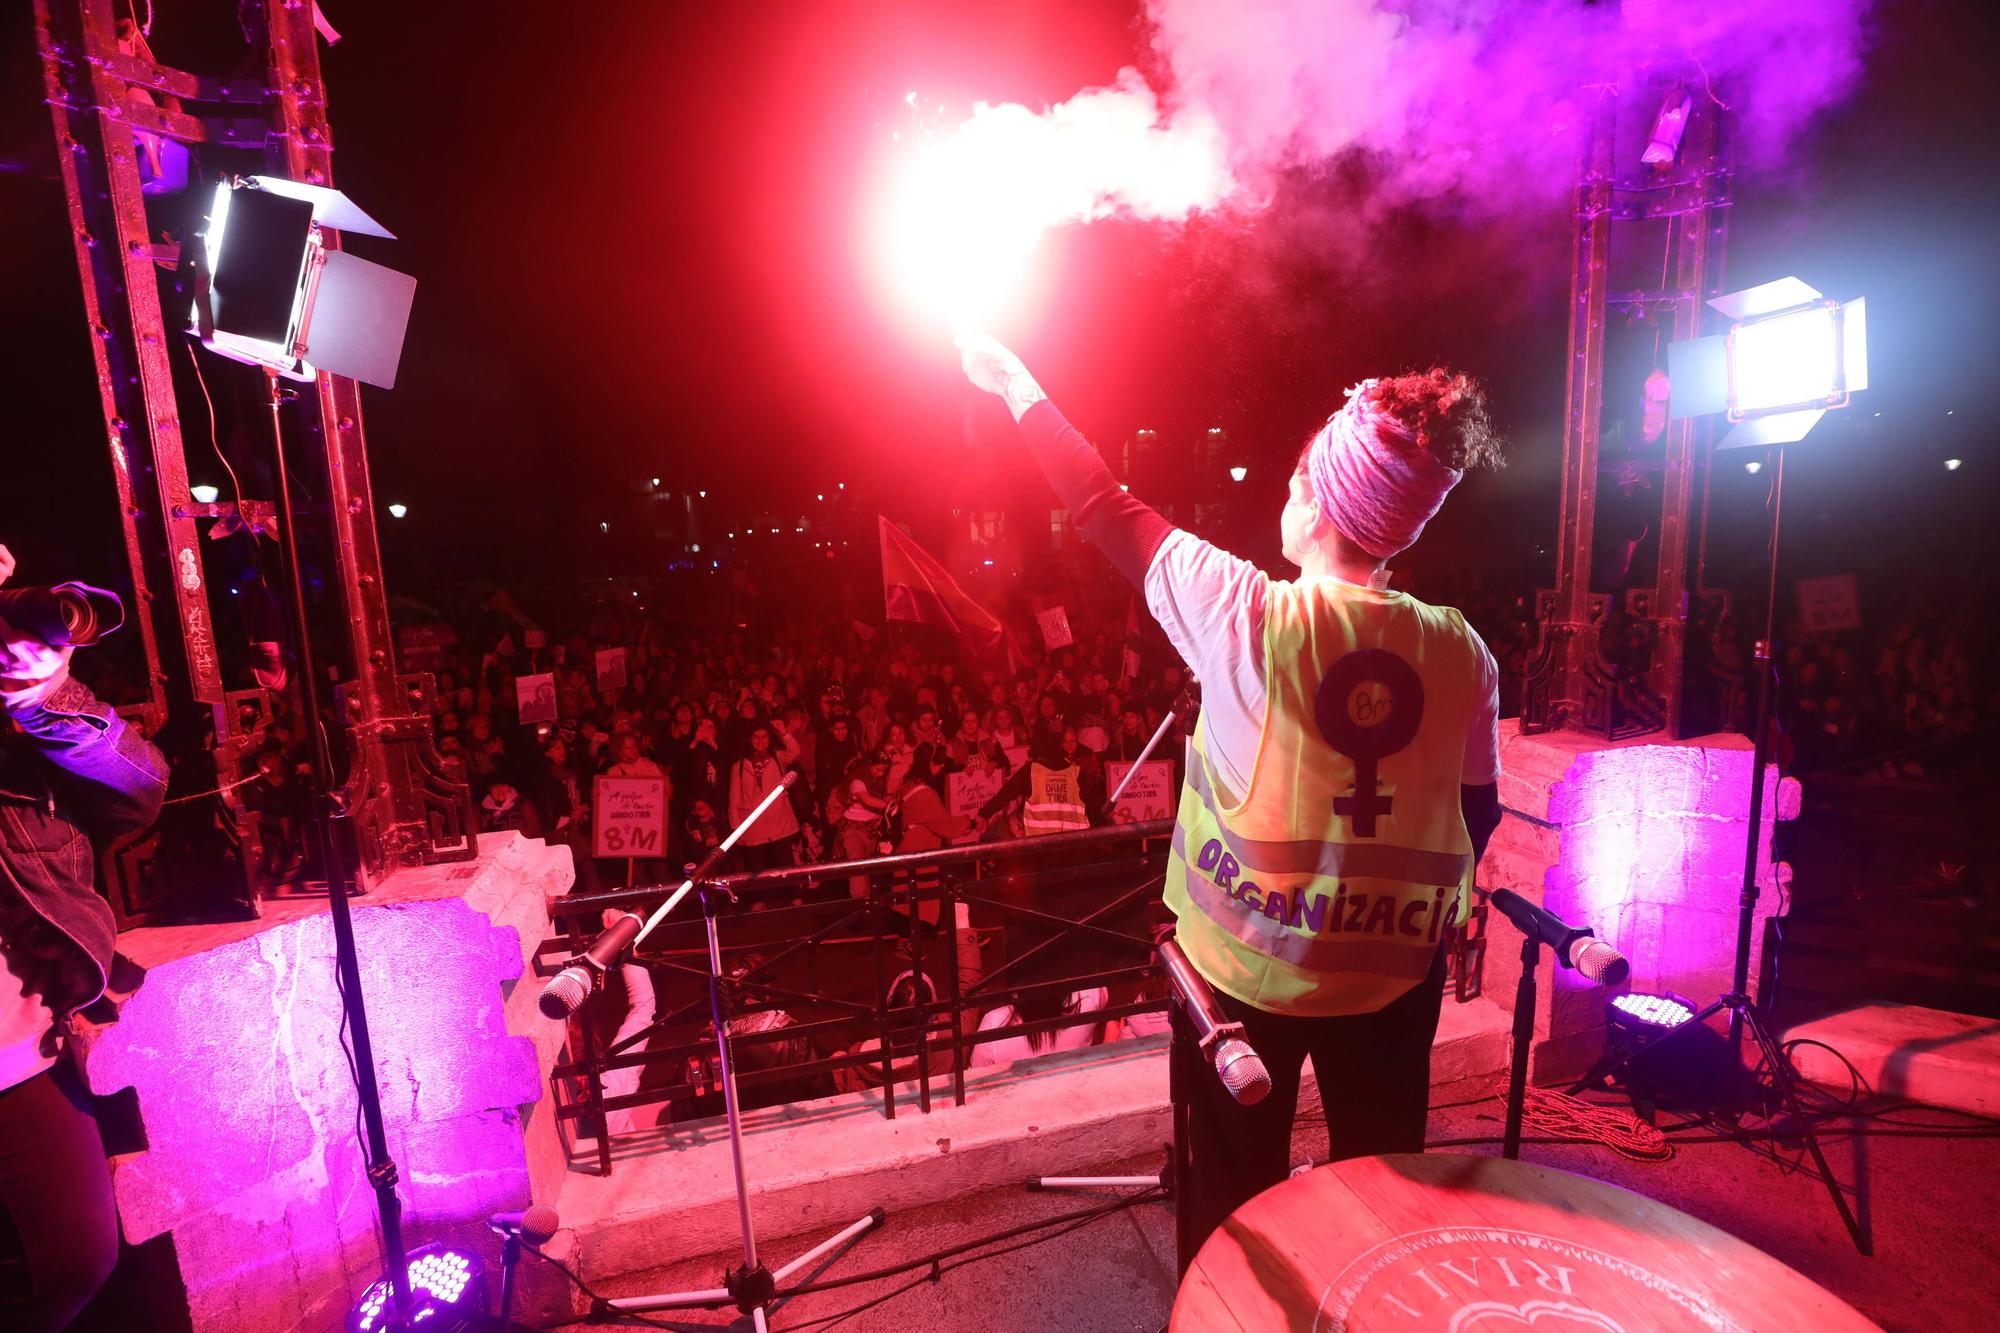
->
xmin=0 ymin=545 xmax=168 ymax=1329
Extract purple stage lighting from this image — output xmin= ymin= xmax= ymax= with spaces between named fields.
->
xmin=1611 ymin=991 xmax=1696 ymax=1031
xmin=347 ymin=1242 xmax=485 ymax=1332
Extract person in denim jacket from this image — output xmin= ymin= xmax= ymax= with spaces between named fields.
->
xmin=0 ymin=545 xmax=167 ymax=1330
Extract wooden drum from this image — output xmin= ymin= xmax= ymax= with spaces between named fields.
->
xmin=1172 ymin=1153 xmax=1878 ymax=1332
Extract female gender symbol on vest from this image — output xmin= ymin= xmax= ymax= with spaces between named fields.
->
xmin=1313 ymin=648 xmax=1425 ymax=837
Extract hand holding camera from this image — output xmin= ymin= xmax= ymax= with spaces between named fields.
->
xmin=0 ymin=544 xmax=104 ymax=696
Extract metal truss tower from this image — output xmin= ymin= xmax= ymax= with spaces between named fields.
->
xmin=36 ymin=0 xmax=472 ymax=922
xmin=1522 ymin=77 xmax=1737 ymax=739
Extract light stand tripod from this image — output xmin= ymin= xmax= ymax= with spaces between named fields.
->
xmin=1567 ymin=444 xmax=1867 ymax=1253
xmin=1566 ymin=987 xmax=1866 ymax=1252
xmin=1501 ymin=932 xmax=1542 ymax=1162
xmin=263 ymin=370 xmax=415 ymax=1321
xmin=594 ymin=879 xmax=886 ymax=1329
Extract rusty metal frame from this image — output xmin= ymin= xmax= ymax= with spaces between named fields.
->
xmin=36 ymin=0 xmax=471 ymax=923
xmin=1523 ymin=83 xmax=1733 ymax=740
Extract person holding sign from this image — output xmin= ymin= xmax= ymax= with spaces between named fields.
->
xmin=726 ymin=720 xmax=802 ymax=873
xmin=960 ymin=336 xmax=1506 ymax=1261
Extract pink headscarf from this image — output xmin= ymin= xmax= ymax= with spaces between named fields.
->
xmin=1305 ymin=379 xmax=1463 ymax=561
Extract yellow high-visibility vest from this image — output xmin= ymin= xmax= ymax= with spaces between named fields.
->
xmin=1165 ymin=577 xmax=1482 ymax=1017
xmin=1023 ymin=762 xmax=1089 ymax=836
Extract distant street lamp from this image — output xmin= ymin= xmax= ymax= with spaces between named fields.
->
xmin=387 ymin=503 xmax=408 ymax=518
xmin=1228 ymin=466 xmax=1247 ymax=483
xmin=190 ymin=483 xmax=220 ymax=504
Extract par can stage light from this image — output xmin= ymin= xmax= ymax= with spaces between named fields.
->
xmin=347 ymin=1242 xmax=485 ymax=1332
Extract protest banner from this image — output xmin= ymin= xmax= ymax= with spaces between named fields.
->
xmin=593 ymin=775 xmax=668 ymax=862
xmin=596 ymin=646 xmax=629 ymax=692
xmin=516 ymin=672 xmax=558 ymax=725
xmin=1104 ymin=759 xmax=1174 ymax=822
xmin=1036 ymin=604 xmax=1074 ymax=650
xmin=1796 ymin=574 xmax=1862 ymax=634
xmin=948 ymin=768 xmax=1007 ymax=818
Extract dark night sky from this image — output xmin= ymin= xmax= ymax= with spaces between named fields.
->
xmin=2 ymin=0 xmax=1995 ymax=595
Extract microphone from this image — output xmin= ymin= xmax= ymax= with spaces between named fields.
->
xmin=1488 ymin=889 xmax=1630 ymax=985
xmin=1157 ymin=937 xmax=1271 ymax=1105
xmin=538 ymin=911 xmax=645 ymax=1019
xmin=539 ymin=774 xmax=801 ymax=1020
xmin=488 ymin=1204 xmax=559 ymax=1246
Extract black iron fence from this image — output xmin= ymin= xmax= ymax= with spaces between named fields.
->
xmin=537 ymin=822 xmax=1488 ymax=1176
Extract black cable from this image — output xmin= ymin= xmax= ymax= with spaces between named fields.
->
xmin=520 ymin=1242 xmax=655 ymax=1323
xmin=331 ymin=943 xmax=369 ymax=1169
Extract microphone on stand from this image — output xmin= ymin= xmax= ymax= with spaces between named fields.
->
xmin=1158 ymin=937 xmax=1271 ymax=1105
xmin=537 ymin=772 xmax=803 ymax=1021
xmin=538 ymin=911 xmax=644 ymax=1019
xmin=1487 ymin=889 xmax=1629 ymax=985
xmin=488 ymin=1205 xmax=560 ymax=1246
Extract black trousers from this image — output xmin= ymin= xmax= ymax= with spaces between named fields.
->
xmin=1171 ymin=944 xmax=1448 ymax=1265
xmin=0 ymin=1061 xmax=119 ymax=1332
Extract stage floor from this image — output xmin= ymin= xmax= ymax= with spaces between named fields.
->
xmin=551 ymin=1089 xmax=2000 ymax=1333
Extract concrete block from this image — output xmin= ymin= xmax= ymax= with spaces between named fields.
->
xmin=86 ymin=833 xmax=572 ymax=1332
xmin=1784 ymin=1004 xmax=2000 ymax=1118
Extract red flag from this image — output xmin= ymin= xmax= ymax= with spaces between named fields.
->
xmin=879 ymin=516 xmax=1003 ymax=647
xmin=1121 ymin=595 xmax=1144 ymax=681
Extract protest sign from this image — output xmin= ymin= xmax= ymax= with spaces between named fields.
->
xmin=516 ymin=672 xmax=558 ymax=724
xmin=1104 ymin=760 xmax=1174 ymax=822
xmin=395 ymin=623 xmax=455 ymax=674
xmin=1796 ymin=574 xmax=1862 ymax=634
xmin=948 ymin=768 xmax=1007 ymax=818
xmin=1035 ymin=604 xmax=1074 ymax=650
xmin=593 ymin=776 xmax=668 ymax=859
xmin=596 ymin=646 xmax=629 ymax=692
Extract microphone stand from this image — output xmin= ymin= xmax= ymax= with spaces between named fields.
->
xmin=1024 ymin=1004 xmax=1194 ymax=1272
xmin=1502 ymin=931 xmax=1541 ymax=1161
xmin=557 ymin=773 xmax=885 ymax=1326
xmin=1101 ymin=710 xmax=1176 ymax=818
xmin=497 ymin=1231 xmax=522 ymax=1329
xmin=591 ymin=877 xmax=886 ymax=1330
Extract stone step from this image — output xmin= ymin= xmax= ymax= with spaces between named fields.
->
xmin=1782 ymin=1002 xmax=2000 ymax=1118
xmin=536 ymin=996 xmax=1514 ymax=1324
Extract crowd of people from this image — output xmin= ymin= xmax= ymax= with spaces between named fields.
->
xmin=395 ymin=550 xmax=1996 ymax=899
xmin=413 ymin=567 xmax=1191 ymax=893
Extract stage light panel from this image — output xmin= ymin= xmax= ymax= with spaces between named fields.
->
xmin=1669 ymin=278 xmax=1867 ymax=448
xmin=1729 ymin=302 xmax=1842 ymax=416
xmin=193 ymin=176 xmax=415 ymax=389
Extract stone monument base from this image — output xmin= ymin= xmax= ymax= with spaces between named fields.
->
xmin=82 ymin=832 xmax=572 ymax=1331
xmin=1479 ymin=720 xmax=1799 ymax=1083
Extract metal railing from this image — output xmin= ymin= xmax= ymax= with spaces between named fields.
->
xmin=538 ymin=821 xmax=1488 ymax=1176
